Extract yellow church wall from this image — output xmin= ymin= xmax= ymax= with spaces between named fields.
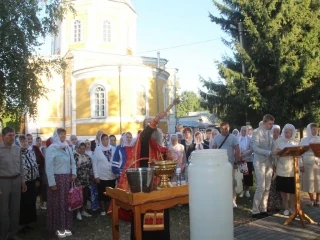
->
xmin=75 ymin=79 xmax=91 ymax=119
xmin=76 ymin=122 xmax=142 ymax=136
xmin=74 ymin=75 xmax=166 ymax=119
xmin=65 ymin=127 xmax=71 ymax=134
xmin=40 ymin=127 xmax=58 ymax=136
xmin=147 ymin=78 xmax=166 ymax=116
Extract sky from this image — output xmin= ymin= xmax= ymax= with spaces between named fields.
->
xmin=39 ymin=0 xmax=231 ymax=92
xmin=133 ymin=0 xmax=231 ymax=92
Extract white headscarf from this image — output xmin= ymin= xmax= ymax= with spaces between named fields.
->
xmin=281 ymin=124 xmax=296 ymax=140
xmin=51 ymin=129 xmax=69 ymax=148
xmin=306 ymin=123 xmax=318 ymax=138
xmin=168 ymin=134 xmax=178 ymax=148
xmin=272 ymin=125 xmax=281 ymax=131
xmin=232 ymin=129 xmax=239 ymax=137
xmin=209 ymin=129 xmax=220 ymax=148
xmin=194 ymin=131 xmax=204 ymax=150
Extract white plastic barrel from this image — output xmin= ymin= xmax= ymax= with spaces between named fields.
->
xmin=188 ymin=149 xmax=233 ymax=240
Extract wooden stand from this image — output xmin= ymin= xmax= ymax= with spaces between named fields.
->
xmin=105 ymin=185 xmax=189 ymax=240
xmin=277 ymin=146 xmax=314 ymax=227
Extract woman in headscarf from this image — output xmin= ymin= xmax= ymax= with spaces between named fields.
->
xmin=232 ymin=129 xmax=239 ymax=137
xmin=84 ymin=139 xmax=93 ymax=158
xmin=112 ymin=132 xmax=134 ymax=178
xmin=45 ymin=128 xmax=77 ymax=238
xmin=18 ymin=135 xmax=40 ymax=233
xmin=274 ymin=124 xmax=299 ymax=216
xmin=300 ymin=123 xmax=320 ymax=206
xmin=272 ymin=125 xmax=281 ymax=140
xmin=177 ymin=133 xmax=183 ymax=144
xmin=267 ymin=125 xmax=283 ymax=213
xmin=168 ymin=134 xmax=186 ymax=171
xmin=209 ymin=129 xmax=220 ymax=148
xmin=181 ymin=127 xmax=195 ymax=161
xmin=74 ymin=142 xmax=93 ymax=221
xmin=92 ymin=134 xmax=116 ymax=216
xmin=193 ymin=131 xmax=208 ymax=150
xmin=238 ymin=126 xmax=253 ymax=198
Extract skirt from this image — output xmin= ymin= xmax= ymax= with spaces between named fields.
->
xmin=267 ymin=179 xmax=282 ymax=212
xmin=98 ymin=179 xmax=116 ymax=202
xmin=301 ymin=163 xmax=320 ymax=193
xmin=243 ymin=162 xmax=254 ymax=187
xmin=130 ymin=209 xmax=170 ymax=240
xmin=47 ymin=174 xmax=73 ymax=231
xmin=20 ymin=180 xmax=37 ymax=225
xmin=276 ymin=176 xmax=295 ymax=194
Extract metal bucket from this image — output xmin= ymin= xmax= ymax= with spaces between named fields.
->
xmin=126 ymin=167 xmax=154 ymax=193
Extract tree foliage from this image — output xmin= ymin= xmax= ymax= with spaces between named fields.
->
xmin=177 ymin=91 xmax=204 ymax=117
xmin=0 ymin=0 xmax=73 ymax=118
xmin=200 ymin=0 xmax=320 ymax=128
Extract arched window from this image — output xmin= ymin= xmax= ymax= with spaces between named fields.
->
xmin=94 ymin=86 xmax=105 ymax=117
xmin=102 ymin=20 xmax=111 ymax=43
xmin=136 ymin=86 xmax=146 ymax=116
xmin=74 ymin=20 xmax=81 ymax=42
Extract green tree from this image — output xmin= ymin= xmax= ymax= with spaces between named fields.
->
xmin=0 ymin=0 xmax=73 ymax=119
xmin=177 ymin=91 xmax=204 ymax=117
xmin=200 ymin=0 xmax=320 ymax=128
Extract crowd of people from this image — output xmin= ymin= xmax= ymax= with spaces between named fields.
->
xmin=1 ymin=112 xmax=320 ymax=239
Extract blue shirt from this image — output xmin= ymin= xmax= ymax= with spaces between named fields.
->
xmin=45 ymin=145 xmax=77 ymax=187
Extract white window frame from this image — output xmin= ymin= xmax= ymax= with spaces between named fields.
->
xmin=88 ymin=81 xmax=109 ymax=119
xmin=102 ymin=20 xmax=111 ymax=43
xmin=73 ymin=19 xmax=81 ymax=43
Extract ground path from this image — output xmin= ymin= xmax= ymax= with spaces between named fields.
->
xmin=235 ymin=203 xmax=320 ymax=240
xmin=19 ymin=197 xmax=320 ymax=239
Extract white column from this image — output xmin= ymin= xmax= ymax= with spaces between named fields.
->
xmin=71 ymin=75 xmax=77 ymax=135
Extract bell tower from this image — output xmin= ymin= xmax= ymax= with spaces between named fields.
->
xmin=52 ymin=0 xmax=137 ymax=56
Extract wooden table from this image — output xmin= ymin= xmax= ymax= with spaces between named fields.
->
xmin=105 ymin=185 xmax=189 ymax=240
xmin=278 ymin=146 xmax=314 ymax=227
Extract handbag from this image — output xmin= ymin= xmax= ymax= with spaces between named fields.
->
xmin=89 ymin=184 xmax=100 ymax=211
xmin=68 ymin=183 xmax=83 ymax=211
xmin=238 ymin=160 xmax=249 ymax=175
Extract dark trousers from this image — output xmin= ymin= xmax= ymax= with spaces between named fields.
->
xmin=20 ymin=180 xmax=37 ymax=225
xmin=0 ymin=177 xmax=21 ymax=240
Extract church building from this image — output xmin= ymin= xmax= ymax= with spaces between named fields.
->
xmin=26 ymin=0 xmax=178 ymax=139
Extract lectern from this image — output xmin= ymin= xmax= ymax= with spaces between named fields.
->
xmin=277 ymin=146 xmax=314 ymax=227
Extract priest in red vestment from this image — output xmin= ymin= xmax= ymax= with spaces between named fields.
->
xmin=113 ymin=111 xmax=172 ymax=240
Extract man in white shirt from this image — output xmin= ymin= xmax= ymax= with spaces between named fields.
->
xmin=251 ymin=114 xmax=280 ymax=218
xmin=212 ymin=122 xmax=240 ymax=208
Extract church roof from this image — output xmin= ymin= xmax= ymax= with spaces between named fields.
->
xmin=109 ymin=0 xmax=135 ymax=12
